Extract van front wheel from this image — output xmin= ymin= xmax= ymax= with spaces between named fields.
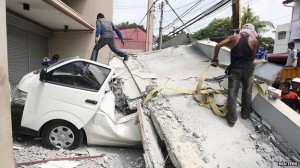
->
xmin=41 ymin=120 xmax=83 ymax=150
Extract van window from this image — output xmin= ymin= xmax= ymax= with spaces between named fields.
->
xmin=46 ymin=61 xmax=111 ymax=91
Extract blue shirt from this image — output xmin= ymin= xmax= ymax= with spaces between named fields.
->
xmin=256 ymin=47 xmax=265 ymax=59
xmin=41 ymin=60 xmax=54 ymax=67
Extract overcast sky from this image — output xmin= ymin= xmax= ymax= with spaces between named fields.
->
xmin=113 ymin=0 xmax=293 ymax=38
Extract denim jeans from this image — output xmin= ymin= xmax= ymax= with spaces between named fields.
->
xmin=90 ymin=38 xmax=127 ymax=61
xmin=227 ymin=67 xmax=254 ymax=123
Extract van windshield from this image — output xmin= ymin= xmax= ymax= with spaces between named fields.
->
xmin=46 ymin=61 xmax=111 ymax=91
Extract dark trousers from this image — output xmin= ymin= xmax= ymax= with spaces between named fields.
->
xmin=90 ymin=38 xmax=127 ymax=61
xmin=227 ymin=67 xmax=254 ymax=123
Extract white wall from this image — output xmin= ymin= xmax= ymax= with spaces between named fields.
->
xmin=51 ymin=0 xmax=113 ymax=64
xmin=0 ymin=0 xmax=14 ymax=167
xmin=273 ymin=23 xmax=290 ymax=53
xmin=290 ymin=0 xmax=300 ymax=50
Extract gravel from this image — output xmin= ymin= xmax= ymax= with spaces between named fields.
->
xmin=13 ymin=134 xmax=145 ymax=168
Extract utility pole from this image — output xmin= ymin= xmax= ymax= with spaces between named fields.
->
xmin=158 ymin=1 xmax=164 ymax=50
xmin=231 ymin=0 xmax=240 ymax=34
xmin=146 ymin=0 xmax=154 ymax=52
xmin=0 ymin=1 xmax=15 ymax=168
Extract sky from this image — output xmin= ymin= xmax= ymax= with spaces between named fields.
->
xmin=112 ymin=0 xmax=293 ymax=38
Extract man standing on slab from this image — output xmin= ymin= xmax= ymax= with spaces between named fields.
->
xmin=212 ymin=23 xmax=259 ymax=127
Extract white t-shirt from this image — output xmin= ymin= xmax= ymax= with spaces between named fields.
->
xmin=285 ymin=48 xmax=298 ymax=67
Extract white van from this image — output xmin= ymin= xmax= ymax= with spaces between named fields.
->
xmin=11 ymin=57 xmax=141 ymax=150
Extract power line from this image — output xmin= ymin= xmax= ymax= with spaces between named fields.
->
xmin=167 ymin=0 xmax=231 ymax=36
xmin=163 ymin=0 xmax=204 ymax=30
xmin=126 ymin=0 xmax=159 ymax=39
xmin=163 ymin=0 xmax=199 ymax=12
xmin=165 ymin=0 xmax=192 ymax=34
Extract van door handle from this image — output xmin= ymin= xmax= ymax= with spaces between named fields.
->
xmin=85 ymin=99 xmax=97 ymax=105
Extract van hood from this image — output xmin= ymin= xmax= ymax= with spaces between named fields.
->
xmin=17 ymin=71 xmax=39 ymax=91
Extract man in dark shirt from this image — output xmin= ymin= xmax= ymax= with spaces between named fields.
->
xmin=212 ymin=23 xmax=259 ymax=127
xmin=90 ymin=13 xmax=128 ymax=62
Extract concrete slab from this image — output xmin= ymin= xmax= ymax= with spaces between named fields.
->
xmin=109 ymin=57 xmax=155 ymax=99
xmin=135 ymin=44 xmax=291 ymax=167
xmin=161 ymin=33 xmax=190 ymax=49
xmin=252 ymin=94 xmax=300 ymax=153
xmin=137 ymin=103 xmax=165 ymax=168
xmin=193 ymin=40 xmax=283 ymax=83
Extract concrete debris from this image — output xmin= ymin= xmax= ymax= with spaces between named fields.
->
xmin=13 ymin=137 xmax=145 ymax=168
xmin=39 ymin=161 xmax=80 ymax=168
xmin=202 ymin=156 xmax=209 ymax=164
xmin=192 ymin=132 xmax=200 ymax=138
xmin=134 ymin=43 xmax=295 ymax=168
xmin=13 ymin=145 xmax=24 ymax=150
xmin=249 ymin=112 xmax=300 ymax=162
xmin=205 ymin=75 xmax=227 ymax=83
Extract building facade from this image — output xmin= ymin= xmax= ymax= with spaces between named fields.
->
xmin=283 ymin=0 xmax=300 ymax=50
xmin=273 ymin=23 xmax=291 ymax=53
xmin=5 ymin=0 xmax=113 ymax=87
xmin=114 ymin=26 xmax=156 ymax=53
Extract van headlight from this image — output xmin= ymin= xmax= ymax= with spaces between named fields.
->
xmin=12 ymin=88 xmax=27 ymax=105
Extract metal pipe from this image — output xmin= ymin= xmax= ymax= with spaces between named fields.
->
xmin=16 ymin=154 xmax=105 ymax=166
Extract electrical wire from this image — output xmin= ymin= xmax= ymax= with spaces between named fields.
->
xmin=163 ymin=0 xmax=199 ymax=12
xmin=125 ymin=0 xmax=159 ymax=40
xmin=166 ymin=0 xmax=231 ymax=36
xmin=163 ymin=0 xmax=204 ymax=31
xmin=165 ymin=0 xmax=192 ymax=34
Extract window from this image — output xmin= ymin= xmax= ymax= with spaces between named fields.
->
xmin=46 ymin=61 xmax=111 ymax=91
xmin=278 ymin=32 xmax=286 ymax=40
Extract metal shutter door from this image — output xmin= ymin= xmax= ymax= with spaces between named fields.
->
xmin=7 ymin=26 xmax=29 ymax=86
xmin=29 ymin=33 xmax=49 ymax=72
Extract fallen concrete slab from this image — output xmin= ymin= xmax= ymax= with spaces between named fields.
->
xmin=137 ymin=103 xmax=165 ymax=168
xmin=252 ymin=94 xmax=300 ymax=154
xmin=135 ymin=44 xmax=292 ymax=167
xmin=194 ymin=40 xmax=283 ymax=83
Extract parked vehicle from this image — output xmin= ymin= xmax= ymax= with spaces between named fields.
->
xmin=267 ymin=53 xmax=288 ymax=66
xmin=267 ymin=50 xmax=300 ymax=66
xmin=11 ymin=57 xmax=141 ymax=150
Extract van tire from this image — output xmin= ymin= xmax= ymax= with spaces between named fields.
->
xmin=41 ymin=120 xmax=83 ymax=150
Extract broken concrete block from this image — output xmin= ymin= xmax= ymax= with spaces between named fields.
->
xmin=252 ymin=94 xmax=300 ymax=154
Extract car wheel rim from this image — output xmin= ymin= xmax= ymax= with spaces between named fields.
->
xmin=49 ymin=126 xmax=75 ymax=148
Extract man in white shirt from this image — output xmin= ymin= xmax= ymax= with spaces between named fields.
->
xmin=285 ymin=42 xmax=298 ymax=67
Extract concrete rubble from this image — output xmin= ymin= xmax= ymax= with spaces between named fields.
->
xmin=12 ymin=40 xmax=300 ymax=168
xmin=110 ymin=41 xmax=300 ymax=167
xmin=13 ymin=138 xmax=145 ymax=168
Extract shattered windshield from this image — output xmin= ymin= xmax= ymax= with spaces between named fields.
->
xmin=46 ymin=60 xmax=111 ymax=91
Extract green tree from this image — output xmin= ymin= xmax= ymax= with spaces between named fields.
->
xmin=193 ymin=17 xmax=232 ymax=40
xmin=193 ymin=6 xmax=275 ymax=40
xmin=116 ymin=21 xmax=144 ymax=29
xmin=241 ymin=5 xmax=274 ymax=34
xmin=260 ymin=36 xmax=275 ymax=53
xmin=261 ymin=37 xmax=274 ymax=46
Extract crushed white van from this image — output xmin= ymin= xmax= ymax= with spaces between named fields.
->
xmin=11 ymin=57 xmax=141 ymax=150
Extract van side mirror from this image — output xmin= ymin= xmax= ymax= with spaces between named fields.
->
xmin=40 ymin=69 xmax=47 ymax=82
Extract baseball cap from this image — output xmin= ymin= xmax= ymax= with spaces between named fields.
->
xmin=292 ymin=78 xmax=300 ymax=83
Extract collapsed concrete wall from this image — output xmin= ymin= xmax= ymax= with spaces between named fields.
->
xmin=135 ymin=44 xmax=296 ymax=167
xmin=110 ymin=40 xmax=298 ymax=167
